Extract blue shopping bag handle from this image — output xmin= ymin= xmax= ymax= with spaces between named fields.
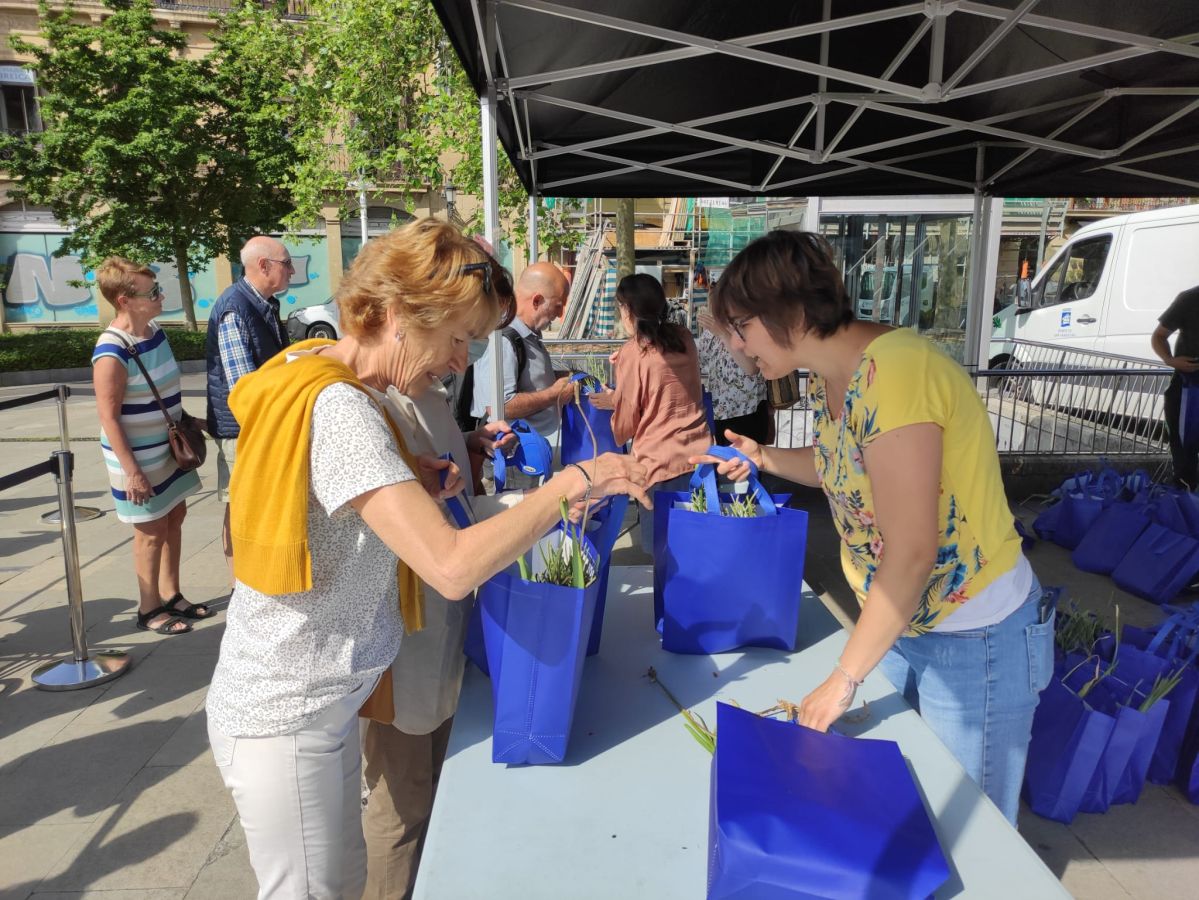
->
xmin=569 ymin=371 xmax=607 ymax=395
xmin=438 ymin=453 xmax=474 ymax=528
xmin=689 ymin=445 xmax=777 ymax=516
xmin=493 ymin=418 xmax=553 ymax=491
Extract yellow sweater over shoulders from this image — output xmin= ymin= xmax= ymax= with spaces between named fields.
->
xmin=227 ymin=339 xmax=424 ymax=633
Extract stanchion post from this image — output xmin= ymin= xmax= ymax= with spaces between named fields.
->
xmin=55 ymin=383 xmax=71 ymax=453
xmin=41 ymin=384 xmax=101 ymax=523
xmin=54 ymin=450 xmax=88 ymax=663
xmin=31 ymin=450 xmax=130 ymax=691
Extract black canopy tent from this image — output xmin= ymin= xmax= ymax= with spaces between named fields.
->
xmin=433 ymin=0 xmax=1199 ymax=199
xmin=432 ymin=0 xmax=1199 ymax=409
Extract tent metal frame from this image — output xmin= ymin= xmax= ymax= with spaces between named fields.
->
xmin=455 ymin=0 xmax=1199 ymax=392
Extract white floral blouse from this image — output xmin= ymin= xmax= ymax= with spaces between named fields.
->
xmin=697 ymin=329 xmax=767 ymax=420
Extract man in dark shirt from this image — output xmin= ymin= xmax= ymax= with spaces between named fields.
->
xmin=1151 ymin=284 xmax=1199 ymax=488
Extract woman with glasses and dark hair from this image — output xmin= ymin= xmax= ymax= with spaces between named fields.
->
xmin=205 ymin=219 xmax=649 ymax=898
xmin=91 ymin=258 xmax=205 ymax=636
xmin=697 ymin=230 xmax=1051 ymax=826
xmin=589 ymin=272 xmax=710 ymax=553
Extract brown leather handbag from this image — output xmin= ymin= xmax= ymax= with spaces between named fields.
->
xmin=105 ymin=330 xmax=207 ymax=472
xmin=766 ymin=369 xmax=804 ymax=411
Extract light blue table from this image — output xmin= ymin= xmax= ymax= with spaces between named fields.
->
xmin=414 ymin=566 xmax=1068 ymax=899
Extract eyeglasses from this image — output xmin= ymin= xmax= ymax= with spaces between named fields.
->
xmin=129 ymin=283 xmax=164 ymax=300
xmin=461 ymin=260 xmax=493 ymax=294
xmin=266 ymin=257 xmax=295 ymax=271
xmin=728 ymin=313 xmax=757 ymax=342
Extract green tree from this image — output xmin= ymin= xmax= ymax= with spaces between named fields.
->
xmin=0 ymin=1 xmax=301 ymax=330
xmin=289 ymin=0 xmax=583 ymax=260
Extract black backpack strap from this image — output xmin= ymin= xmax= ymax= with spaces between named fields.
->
xmin=500 ymin=326 xmax=527 ymax=383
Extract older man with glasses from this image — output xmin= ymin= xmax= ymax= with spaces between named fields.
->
xmin=205 ymin=235 xmax=292 ymax=586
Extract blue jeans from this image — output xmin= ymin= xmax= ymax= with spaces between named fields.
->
xmin=879 ymin=579 xmax=1055 ymax=825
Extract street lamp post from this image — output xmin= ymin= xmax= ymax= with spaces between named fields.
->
xmin=348 ymin=175 xmax=375 ymax=248
xmin=443 ymin=181 xmax=457 ymax=222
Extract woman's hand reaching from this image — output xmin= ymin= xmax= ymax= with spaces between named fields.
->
xmin=687 ymin=430 xmax=764 ymax=482
xmin=416 ymin=455 xmax=464 ymax=500
xmin=570 ymin=453 xmax=651 ymax=508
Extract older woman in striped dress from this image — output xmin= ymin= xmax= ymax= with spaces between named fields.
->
xmin=91 ymin=257 xmax=205 ymax=635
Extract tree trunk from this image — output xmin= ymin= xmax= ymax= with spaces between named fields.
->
xmin=615 ymin=197 xmax=635 ymax=280
xmin=175 ymin=244 xmax=197 ymax=332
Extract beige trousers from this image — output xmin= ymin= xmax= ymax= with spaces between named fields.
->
xmin=360 ymin=718 xmax=454 ymax=900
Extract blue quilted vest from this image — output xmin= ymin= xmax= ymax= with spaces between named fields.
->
xmin=205 ymin=279 xmax=288 ymax=438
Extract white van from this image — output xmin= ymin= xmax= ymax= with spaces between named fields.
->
xmin=991 ymin=204 xmax=1199 ymax=366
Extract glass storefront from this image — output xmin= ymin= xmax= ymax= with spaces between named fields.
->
xmin=819 ymin=213 xmax=974 ymax=362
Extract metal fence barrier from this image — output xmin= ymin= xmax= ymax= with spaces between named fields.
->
xmin=1 ymin=385 xmax=129 ymax=691
xmin=548 ymin=340 xmax=1171 ymax=460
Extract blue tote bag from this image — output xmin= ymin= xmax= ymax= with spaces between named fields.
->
xmin=1181 ymin=374 xmax=1199 ymax=454
xmin=1111 ymin=523 xmax=1199 ymax=605
xmin=652 ymin=448 xmax=806 ymax=654
xmin=493 ymin=418 xmax=553 ymax=491
xmin=1024 ymin=677 xmax=1118 ymax=824
xmin=1033 ymin=468 xmax=1122 ymax=547
xmin=560 ymin=374 xmax=623 ymax=465
xmin=477 ymin=525 xmax=600 ymax=765
xmin=708 ymin=704 xmax=950 ymax=900
xmin=1071 ymin=502 xmax=1151 ymax=574
xmin=582 ymin=494 xmax=629 ymax=657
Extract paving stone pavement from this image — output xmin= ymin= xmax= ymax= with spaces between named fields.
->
xmin=1 ymin=372 xmax=1197 ymax=899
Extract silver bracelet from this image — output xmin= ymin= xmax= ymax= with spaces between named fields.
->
xmin=835 ymin=661 xmax=864 ymax=688
xmin=566 ymin=462 xmax=593 ymax=506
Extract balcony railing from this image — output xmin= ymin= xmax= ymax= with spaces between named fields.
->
xmin=152 ymin=1 xmax=314 ymax=19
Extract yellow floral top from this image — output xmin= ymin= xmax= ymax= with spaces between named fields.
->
xmin=810 ymin=328 xmax=1021 ymax=635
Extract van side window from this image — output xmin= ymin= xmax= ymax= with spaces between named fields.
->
xmin=1035 ymin=236 xmax=1112 ymax=307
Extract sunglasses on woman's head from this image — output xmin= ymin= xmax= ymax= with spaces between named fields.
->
xmin=460 ymin=261 xmax=493 ymax=294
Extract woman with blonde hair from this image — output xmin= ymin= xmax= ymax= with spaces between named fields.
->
xmin=205 ymin=218 xmax=648 ymax=899
xmin=91 ymin=258 xmax=206 ymax=635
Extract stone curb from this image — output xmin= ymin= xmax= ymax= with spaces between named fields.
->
xmin=0 ymin=359 xmax=206 ymax=387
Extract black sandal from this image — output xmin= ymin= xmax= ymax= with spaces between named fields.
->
xmin=161 ymin=592 xmax=212 ymax=620
xmin=136 ymin=608 xmax=193 ymax=635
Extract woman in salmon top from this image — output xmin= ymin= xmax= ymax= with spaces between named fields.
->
xmin=590 ymin=274 xmax=711 ymax=553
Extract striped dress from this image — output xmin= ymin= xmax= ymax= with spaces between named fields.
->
xmin=92 ymin=325 xmax=201 ymax=524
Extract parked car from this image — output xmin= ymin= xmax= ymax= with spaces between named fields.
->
xmin=286 ymin=299 xmax=339 ymax=341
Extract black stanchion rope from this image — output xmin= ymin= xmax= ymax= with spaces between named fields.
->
xmin=0 ymin=456 xmax=59 ymax=493
xmin=0 ymin=386 xmax=68 ymax=412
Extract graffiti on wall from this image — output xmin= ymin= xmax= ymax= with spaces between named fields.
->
xmin=1 ymin=232 xmax=328 ymax=325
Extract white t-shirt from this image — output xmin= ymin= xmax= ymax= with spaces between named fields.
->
xmin=206 ymin=382 xmax=415 ymax=737
xmin=933 ymin=553 xmax=1036 ymax=633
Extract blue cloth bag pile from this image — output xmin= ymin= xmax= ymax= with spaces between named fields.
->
xmin=1025 ymin=602 xmax=1198 ymax=822
xmin=476 ymin=523 xmax=601 ymax=765
xmin=708 ymin=703 xmax=950 ymax=899
xmin=1110 ymin=488 xmax=1199 ymax=604
xmin=560 ymin=373 xmax=623 ymax=465
xmin=1034 ymin=467 xmax=1123 ymax=550
xmin=1121 ymin=607 xmax=1199 ymax=803
xmin=1033 ymin=467 xmax=1199 ymax=605
xmin=652 ymin=447 xmax=807 ymax=655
